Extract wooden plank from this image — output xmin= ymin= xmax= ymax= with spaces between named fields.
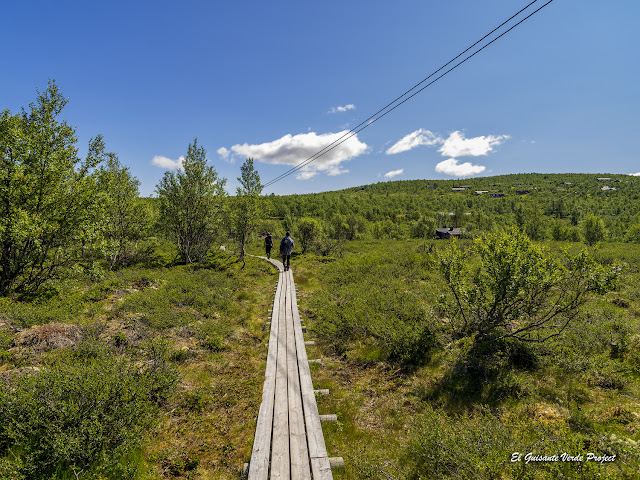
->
xmin=311 ymin=457 xmax=334 ymax=480
xmin=247 ymin=269 xmax=283 ymax=480
xmin=290 ymin=270 xmax=334 ymax=480
xmin=286 ymin=272 xmax=311 ymax=480
xmin=270 ymin=271 xmax=290 ymax=480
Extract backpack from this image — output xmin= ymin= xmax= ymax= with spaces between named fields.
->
xmin=265 ymin=235 xmax=273 ymax=247
xmin=280 ymin=236 xmax=292 ymax=254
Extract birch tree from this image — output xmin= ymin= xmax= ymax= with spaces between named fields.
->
xmin=0 ymin=81 xmax=107 ymax=295
xmin=156 ymin=139 xmax=226 ymax=264
xmin=230 ymin=158 xmax=262 ymax=266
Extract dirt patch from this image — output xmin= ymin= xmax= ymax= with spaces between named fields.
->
xmin=13 ymin=323 xmax=82 ymax=352
xmin=0 ymin=366 xmax=41 ymax=384
xmin=523 ymin=402 xmax=567 ymax=423
xmin=99 ymin=313 xmax=147 ymax=346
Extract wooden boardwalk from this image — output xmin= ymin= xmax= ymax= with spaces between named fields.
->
xmin=247 ymin=257 xmax=336 ymax=480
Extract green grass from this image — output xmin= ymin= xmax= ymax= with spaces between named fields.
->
xmin=2 ymin=236 xmax=640 ymax=478
xmin=293 ymin=238 xmax=640 ymax=480
xmin=0 ymin=243 xmax=279 ymax=479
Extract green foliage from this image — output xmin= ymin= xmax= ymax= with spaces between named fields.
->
xmin=625 ymin=222 xmax=640 ymax=243
xmin=95 ymin=154 xmax=149 ymax=268
xmin=117 ymin=266 xmax=235 ymax=330
xmin=267 ymin=174 xmax=640 ymax=244
xmin=0 ymin=81 xmax=109 ymax=295
xmin=0 ymin=347 xmax=178 ymax=479
xmin=309 ymin=246 xmax=436 ymax=365
xmin=583 ymin=214 xmax=606 ymax=246
xmin=438 ymin=229 xmax=619 ymax=343
xmin=524 ymin=204 xmax=547 ymax=240
xmin=156 ymin=139 xmax=226 ymax=263
xmin=410 ymin=215 xmax=436 ymax=239
xmin=230 ymin=158 xmax=263 ymax=263
xmin=296 ymin=217 xmax=321 ymax=253
xmin=408 ymin=407 xmax=637 ymax=480
xmin=0 ymin=288 xmax=86 ymax=328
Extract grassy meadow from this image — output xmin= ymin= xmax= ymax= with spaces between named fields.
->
xmin=0 ymin=242 xmax=280 ymax=479
xmin=1 ymin=235 xmax=640 ymax=479
xmin=291 ymin=239 xmax=640 ymax=480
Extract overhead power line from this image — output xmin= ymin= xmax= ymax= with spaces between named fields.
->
xmin=262 ymin=0 xmax=554 ymax=189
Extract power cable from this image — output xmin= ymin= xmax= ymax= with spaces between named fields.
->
xmin=263 ymin=0 xmax=554 ymax=189
xmin=263 ymin=0 xmax=540 ymax=188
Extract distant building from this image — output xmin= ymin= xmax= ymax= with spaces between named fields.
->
xmin=460 ymin=185 xmax=472 ymax=189
xmin=427 ymin=184 xmax=437 ymax=189
xmin=451 ymin=187 xmax=466 ymax=192
xmin=597 ymin=177 xmax=611 ymax=181
xmin=564 ymin=182 xmax=572 ymax=185
xmin=475 ymin=190 xmax=489 ymax=195
xmin=490 ymin=192 xmax=505 ymax=198
xmin=516 ymin=190 xmax=530 ymax=195
xmin=436 ymin=227 xmax=463 ymax=239
xmin=601 ymin=186 xmax=617 ymax=191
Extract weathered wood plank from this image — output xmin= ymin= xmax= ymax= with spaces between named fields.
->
xmin=286 ymin=272 xmax=311 ymax=480
xmin=247 ymin=269 xmax=283 ymax=480
xmin=249 ymin=256 xmax=336 ymax=480
xmin=290 ymin=270 xmax=334 ymax=480
xmin=270 ymin=271 xmax=290 ymax=480
xmin=311 ymin=457 xmax=334 ymax=480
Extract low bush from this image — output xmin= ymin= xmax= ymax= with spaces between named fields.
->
xmin=0 ymin=346 xmax=178 ymax=479
xmin=408 ymin=407 xmax=638 ymax=479
xmin=308 ymin=248 xmax=437 ymax=365
xmin=118 ymin=266 xmax=234 ymax=330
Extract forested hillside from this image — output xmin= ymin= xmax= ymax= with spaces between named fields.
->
xmin=264 ymin=174 xmax=640 ymax=245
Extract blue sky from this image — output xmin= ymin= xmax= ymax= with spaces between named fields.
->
xmin=3 ymin=0 xmax=639 ymax=196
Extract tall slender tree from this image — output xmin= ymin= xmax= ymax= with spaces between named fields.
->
xmin=96 ymin=154 xmax=149 ymax=268
xmin=231 ymin=158 xmax=262 ymax=266
xmin=156 ymin=139 xmax=226 ymax=264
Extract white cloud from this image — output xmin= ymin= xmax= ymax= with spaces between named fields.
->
xmin=217 ymin=147 xmax=230 ymax=161
xmin=151 ymin=155 xmax=184 ymax=170
xmin=384 ymin=168 xmax=404 ymax=179
xmin=329 ymin=104 xmax=355 ymax=114
xmin=386 ymin=129 xmax=443 ymax=155
xmin=224 ymin=131 xmax=368 ymax=180
xmin=629 ymin=172 xmax=640 ymax=176
xmin=435 ymin=158 xmax=486 ymax=177
xmin=438 ymin=131 xmax=509 ymax=157
xmin=296 ymin=169 xmax=317 ymax=180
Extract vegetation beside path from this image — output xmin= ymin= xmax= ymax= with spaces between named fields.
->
xmin=0 ymin=246 xmax=278 ymax=479
xmin=292 ymin=237 xmax=640 ymax=480
xmin=1 ymin=234 xmax=639 ymax=479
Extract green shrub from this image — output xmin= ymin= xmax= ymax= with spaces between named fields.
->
xmin=408 ymin=407 xmax=638 ymax=479
xmin=0 ymin=347 xmax=178 ymax=479
xmin=437 ymin=229 xmax=620 ymax=344
xmin=118 ymin=267 xmax=234 ymax=330
xmin=309 ymin=248 xmax=437 ymax=365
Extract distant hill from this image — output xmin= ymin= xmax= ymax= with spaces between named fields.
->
xmin=264 ymin=173 xmax=640 ymax=242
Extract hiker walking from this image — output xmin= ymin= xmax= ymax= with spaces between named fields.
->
xmin=264 ymin=232 xmax=274 ymax=259
xmin=280 ymin=231 xmax=294 ymax=271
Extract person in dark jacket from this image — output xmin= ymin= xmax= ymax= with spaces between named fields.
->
xmin=264 ymin=232 xmax=273 ymax=259
xmin=279 ymin=231 xmax=294 ymax=271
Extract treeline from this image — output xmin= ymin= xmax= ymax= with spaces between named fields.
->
xmin=0 ymin=82 xmax=263 ymax=297
xmin=4 ymin=82 xmax=639 ymax=296
xmin=264 ymin=173 xmax=640 ymax=247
